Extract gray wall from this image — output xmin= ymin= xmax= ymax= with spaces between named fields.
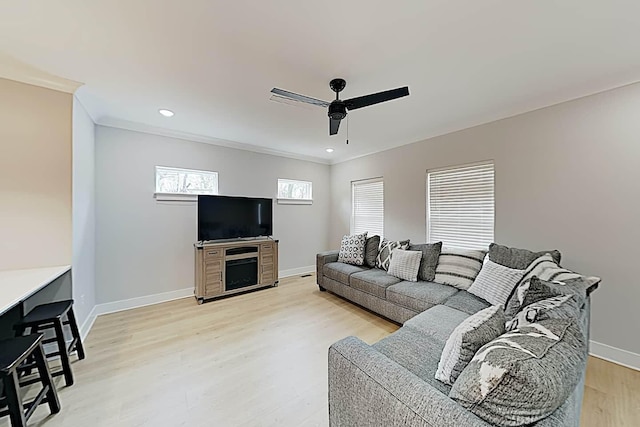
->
xmin=72 ymin=97 xmax=96 ymax=327
xmin=330 ymin=82 xmax=640 ymax=355
xmin=95 ymin=126 xmax=331 ymax=304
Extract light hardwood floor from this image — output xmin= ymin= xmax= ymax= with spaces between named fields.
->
xmin=5 ymin=274 xmax=639 ymax=426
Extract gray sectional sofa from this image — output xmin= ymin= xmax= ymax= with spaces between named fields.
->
xmin=316 ymin=247 xmax=589 ymax=427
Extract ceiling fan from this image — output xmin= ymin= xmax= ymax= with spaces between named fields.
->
xmin=271 ymin=78 xmax=410 ymax=136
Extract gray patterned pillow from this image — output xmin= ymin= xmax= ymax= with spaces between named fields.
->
xmin=337 ymin=233 xmax=368 ymax=266
xmin=387 ymin=249 xmax=422 ymax=282
xmin=375 ymin=239 xmax=410 ymax=271
xmin=505 ymin=294 xmax=582 ymax=331
xmin=436 ymin=305 xmax=505 ymax=385
xmin=364 ymin=235 xmax=381 ymax=268
xmin=450 ymin=319 xmax=587 ymax=427
xmin=408 ymin=242 xmax=442 ymax=281
xmin=489 ymin=243 xmax=561 ymax=269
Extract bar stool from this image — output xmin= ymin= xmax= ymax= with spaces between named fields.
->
xmin=14 ymin=300 xmax=85 ymax=387
xmin=0 ymin=334 xmax=61 ymax=427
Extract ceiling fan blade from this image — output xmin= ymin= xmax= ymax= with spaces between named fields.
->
xmin=344 ymin=86 xmax=409 ymax=110
xmin=329 ymin=118 xmax=341 ymax=135
xmin=270 ymin=88 xmax=330 ymax=108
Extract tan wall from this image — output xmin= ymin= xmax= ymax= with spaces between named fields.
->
xmin=0 ymin=78 xmax=72 ymax=270
xmin=330 ymin=82 xmax=640 ymax=356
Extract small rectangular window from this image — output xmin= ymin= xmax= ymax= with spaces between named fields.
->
xmin=427 ymin=161 xmax=494 ymax=250
xmin=155 ymin=166 xmax=218 ymax=201
xmin=351 ymin=178 xmax=384 ymax=237
xmin=277 ymin=179 xmax=312 ymax=204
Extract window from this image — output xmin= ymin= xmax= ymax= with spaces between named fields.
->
xmin=277 ymin=179 xmax=313 ymax=204
xmin=351 ymin=178 xmax=384 ymax=237
xmin=427 ymin=162 xmax=494 ymax=250
xmin=155 ymin=166 xmax=218 ymax=201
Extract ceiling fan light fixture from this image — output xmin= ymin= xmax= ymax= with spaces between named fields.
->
xmin=158 ymin=109 xmax=174 ymax=117
xmin=325 ymin=148 xmax=334 ymax=153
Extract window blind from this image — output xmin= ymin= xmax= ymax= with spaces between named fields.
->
xmin=427 ymin=162 xmax=494 ymax=250
xmin=351 ymin=178 xmax=384 ymax=237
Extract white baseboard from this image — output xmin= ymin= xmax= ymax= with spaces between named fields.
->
xmin=79 ymin=305 xmax=98 ymax=342
xmin=279 ymin=265 xmax=315 ymax=278
xmin=94 ymin=287 xmax=194 ymax=317
xmin=590 ymin=340 xmax=640 ymax=371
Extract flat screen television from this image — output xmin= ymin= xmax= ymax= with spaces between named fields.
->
xmin=198 ymin=195 xmax=273 ymax=241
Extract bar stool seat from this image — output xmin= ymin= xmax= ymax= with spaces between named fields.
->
xmin=15 ymin=300 xmax=85 ymax=387
xmin=0 ymin=334 xmax=61 ymax=427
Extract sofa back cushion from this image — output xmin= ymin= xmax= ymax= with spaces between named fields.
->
xmin=337 ymin=233 xmax=368 ymax=266
xmin=408 ymin=242 xmax=442 ymax=281
xmin=376 ymin=239 xmax=410 ymax=271
xmin=450 ymin=319 xmax=587 ymax=427
xmin=364 ymin=235 xmax=381 ymax=267
xmin=489 ymin=243 xmax=561 ymax=270
xmin=434 ymin=248 xmax=486 ymax=290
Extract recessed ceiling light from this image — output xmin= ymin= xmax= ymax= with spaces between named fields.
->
xmin=158 ymin=109 xmax=174 ymax=117
xmin=326 ymin=148 xmax=334 ymax=153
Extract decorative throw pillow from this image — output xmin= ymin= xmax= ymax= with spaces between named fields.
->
xmin=505 ymin=294 xmax=582 ymax=331
xmin=467 ymin=259 xmax=526 ymax=307
xmin=488 ymin=243 xmax=561 ymax=270
xmin=337 ymin=232 xmax=368 ymax=266
xmin=518 ymin=253 xmax=601 ymax=294
xmin=450 ymin=319 xmax=587 ymax=427
xmin=387 ymin=249 xmax=423 ymax=282
xmin=364 ymin=235 xmax=381 ymax=268
xmin=436 ymin=305 xmax=505 ymax=385
xmin=408 ymin=242 xmax=443 ymax=281
xmin=375 ymin=239 xmax=410 ymax=271
xmin=504 ymin=253 xmax=601 ymax=315
xmin=434 ymin=248 xmax=487 ymax=290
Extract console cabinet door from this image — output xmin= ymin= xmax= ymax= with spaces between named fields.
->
xmin=260 ymin=243 xmax=275 ymax=284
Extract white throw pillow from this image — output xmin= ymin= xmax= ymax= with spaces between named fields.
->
xmin=436 ymin=305 xmax=506 ymax=385
xmin=337 ymin=232 xmax=368 ymax=266
xmin=388 ymin=249 xmax=422 ymax=282
xmin=467 ymin=258 xmax=526 ymax=306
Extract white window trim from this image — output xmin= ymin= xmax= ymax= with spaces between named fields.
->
xmin=351 ymin=177 xmax=384 ymax=237
xmin=426 ymin=160 xmax=495 ymax=250
xmin=277 ymin=178 xmax=313 ymax=204
xmin=154 ymin=165 xmax=219 ymax=202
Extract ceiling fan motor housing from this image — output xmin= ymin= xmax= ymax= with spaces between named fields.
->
xmin=328 ymin=101 xmax=347 ymax=120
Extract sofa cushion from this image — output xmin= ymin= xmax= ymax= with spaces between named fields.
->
xmin=323 ymin=262 xmax=369 ymax=284
xmin=376 ymin=239 xmax=410 ymax=271
xmin=372 ymin=327 xmax=452 ymax=395
xmin=467 ymin=258 xmax=525 ymax=307
xmin=364 ymin=235 xmax=381 ymax=267
xmin=403 ymin=305 xmax=470 ymax=342
xmin=386 ymin=281 xmax=459 ymax=312
xmin=450 ymin=319 xmax=587 ymax=427
xmin=434 ymin=248 xmax=487 ymax=290
xmin=444 ymin=291 xmax=491 ymax=315
xmin=517 ymin=254 xmax=601 ymax=297
xmin=408 ymin=242 xmax=442 ymax=282
xmin=436 ymin=305 xmax=506 ymax=386
xmin=489 ymin=243 xmax=561 ymax=270
xmin=337 ymin=232 xmax=368 ymax=266
xmin=350 ymin=269 xmax=402 ymax=299
xmin=388 ymin=249 xmax=423 ymax=282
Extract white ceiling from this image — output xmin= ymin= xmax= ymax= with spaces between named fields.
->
xmin=1 ymin=1 xmax=639 ymax=164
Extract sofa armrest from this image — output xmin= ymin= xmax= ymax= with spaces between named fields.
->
xmin=329 ymin=336 xmax=491 ymax=427
xmin=317 ymin=250 xmax=339 ymax=286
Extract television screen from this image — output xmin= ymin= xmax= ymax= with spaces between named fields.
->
xmin=198 ymin=195 xmax=273 ymax=241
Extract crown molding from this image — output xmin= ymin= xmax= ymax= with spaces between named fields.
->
xmin=0 ymin=51 xmax=83 ymax=94
xmin=96 ymin=117 xmax=331 ymax=165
